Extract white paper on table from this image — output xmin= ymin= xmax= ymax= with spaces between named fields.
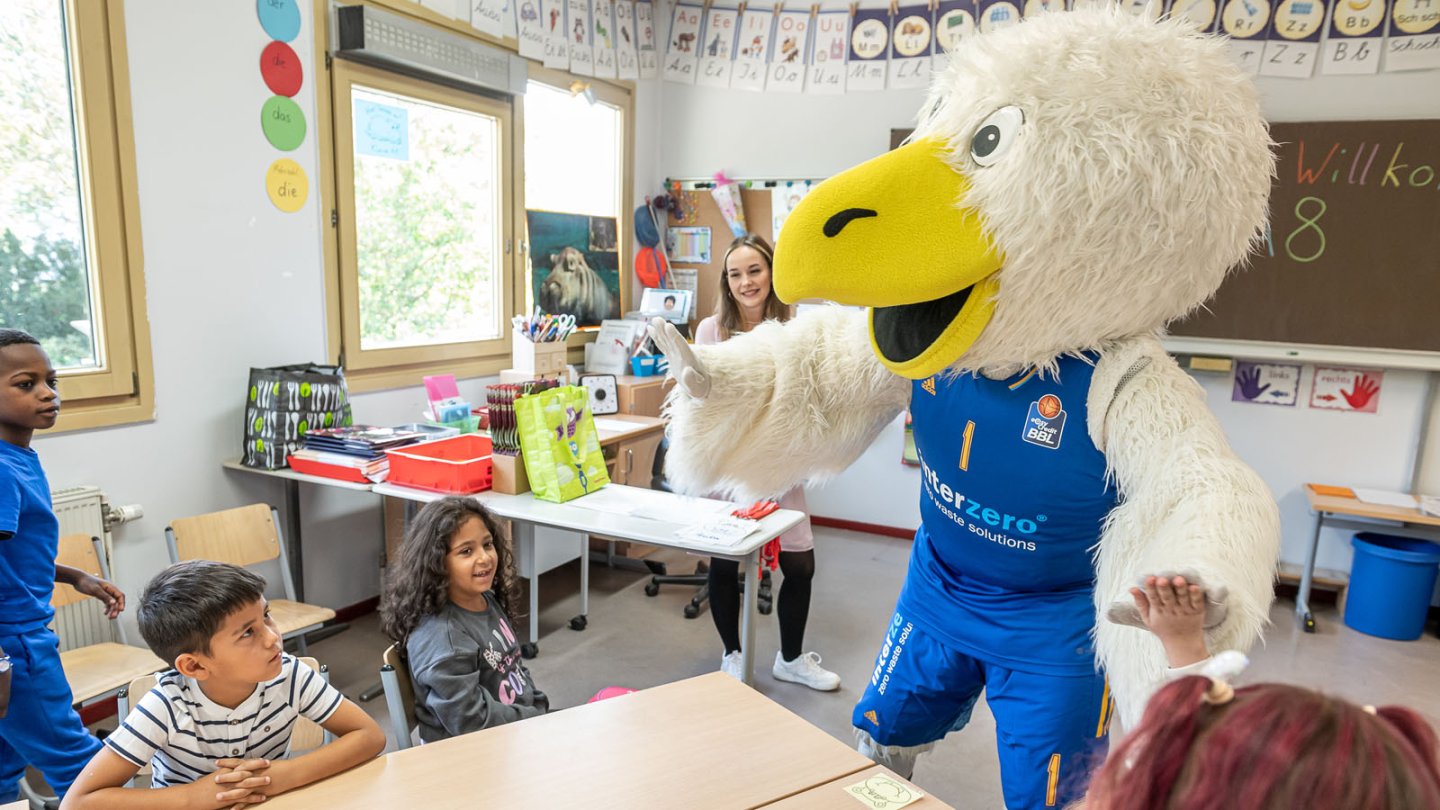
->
xmin=571 ymin=485 xmax=734 ymax=525
xmin=1352 ymin=488 xmax=1419 ymax=509
xmin=592 ymin=417 xmax=640 ymax=432
xmin=673 ymin=515 xmax=761 ymax=548
xmin=1419 ymin=496 xmax=1440 ymax=518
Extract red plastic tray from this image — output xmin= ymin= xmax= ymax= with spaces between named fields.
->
xmin=287 ymin=456 xmax=371 ymax=484
xmin=386 ymin=434 xmax=494 ymax=494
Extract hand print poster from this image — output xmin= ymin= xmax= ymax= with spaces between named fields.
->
xmin=526 ymin=210 xmax=622 ymax=327
xmin=1309 ymin=367 xmax=1383 ymax=413
xmin=1231 ymin=361 xmax=1300 ymax=406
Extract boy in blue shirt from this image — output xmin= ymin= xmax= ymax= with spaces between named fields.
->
xmin=0 ymin=328 xmax=127 ymax=802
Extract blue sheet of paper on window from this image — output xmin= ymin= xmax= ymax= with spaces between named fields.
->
xmin=354 ymin=99 xmax=409 ymax=160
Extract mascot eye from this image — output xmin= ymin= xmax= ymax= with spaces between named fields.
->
xmin=970 ymin=106 xmax=1024 ymax=167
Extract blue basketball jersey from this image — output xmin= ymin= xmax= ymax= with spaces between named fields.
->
xmin=900 ymin=356 xmax=1117 ymax=676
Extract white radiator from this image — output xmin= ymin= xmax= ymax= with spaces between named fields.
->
xmin=50 ymin=486 xmax=113 ymax=653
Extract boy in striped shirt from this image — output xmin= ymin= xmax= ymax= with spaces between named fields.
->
xmin=61 ymin=561 xmax=384 ymax=809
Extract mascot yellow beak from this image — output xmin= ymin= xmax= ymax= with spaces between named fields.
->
xmin=773 ymin=138 xmax=1003 ymax=380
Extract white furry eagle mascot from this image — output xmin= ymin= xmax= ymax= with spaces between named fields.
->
xmin=650 ymin=9 xmax=1279 ymax=808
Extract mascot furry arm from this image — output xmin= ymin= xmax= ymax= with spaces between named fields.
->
xmin=652 ymin=10 xmax=1281 ymax=726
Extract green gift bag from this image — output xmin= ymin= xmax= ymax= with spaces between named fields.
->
xmin=516 ymin=385 xmax=610 ymax=503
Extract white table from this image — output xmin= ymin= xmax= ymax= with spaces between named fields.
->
xmin=373 ymin=481 xmax=804 ymax=685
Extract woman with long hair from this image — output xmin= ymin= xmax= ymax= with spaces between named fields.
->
xmin=692 ymin=234 xmax=840 ymax=691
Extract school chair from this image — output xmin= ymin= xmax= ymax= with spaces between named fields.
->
xmin=379 ymin=643 xmax=418 ymax=751
xmin=164 ymin=504 xmax=335 ymax=654
xmin=52 ymin=534 xmax=168 ymax=706
xmin=642 ymin=439 xmax=773 ymax=618
xmin=116 ymin=657 xmax=332 ymax=787
xmin=19 ymin=537 xmax=171 ymax=810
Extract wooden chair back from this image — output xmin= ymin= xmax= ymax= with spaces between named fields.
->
xmin=168 ymin=504 xmax=280 ymax=567
xmin=52 ymin=534 xmax=104 ymax=608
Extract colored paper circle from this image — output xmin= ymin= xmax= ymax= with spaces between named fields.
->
xmin=1393 ymin=0 xmax=1439 ymax=33
xmin=260 ymin=41 xmax=303 ymax=97
xmin=1333 ymin=0 xmax=1382 ymax=35
xmin=1220 ymin=0 xmax=1270 ymax=38
xmin=1274 ymin=0 xmax=1325 ymax=39
xmin=257 ymin=0 xmax=301 ymax=42
xmin=261 ymin=96 xmax=307 ymax=151
xmin=266 ymin=158 xmax=308 ymax=213
xmin=894 ymin=15 xmax=931 ymax=56
xmin=935 ymin=9 xmax=975 ymax=52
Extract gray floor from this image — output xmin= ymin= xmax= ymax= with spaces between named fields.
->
xmin=310 ymin=526 xmax=1440 ymax=808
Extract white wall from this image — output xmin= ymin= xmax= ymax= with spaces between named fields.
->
xmin=658 ymin=46 xmax=1440 ymax=568
xmin=31 ymin=2 xmax=666 ymax=632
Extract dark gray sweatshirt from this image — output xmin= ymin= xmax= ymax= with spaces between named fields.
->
xmin=406 ymin=594 xmax=549 ymax=743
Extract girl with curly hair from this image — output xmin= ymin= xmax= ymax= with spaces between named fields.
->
xmin=380 ymin=497 xmax=548 ymax=742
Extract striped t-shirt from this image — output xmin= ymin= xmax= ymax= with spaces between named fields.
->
xmin=104 ymin=654 xmax=343 ymax=787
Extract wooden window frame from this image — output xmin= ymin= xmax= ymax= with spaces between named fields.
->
xmin=41 ymin=0 xmax=155 ymax=431
xmin=330 ymin=58 xmax=517 ymax=387
xmin=313 ymin=1 xmax=636 ymax=392
xmin=517 ymin=65 xmax=636 ymax=357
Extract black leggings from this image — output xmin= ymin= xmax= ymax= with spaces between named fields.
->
xmin=708 ymin=549 xmax=816 ymax=662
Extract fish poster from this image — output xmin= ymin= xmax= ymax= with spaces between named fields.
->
xmin=526 ymin=210 xmax=621 ymax=327
xmin=1309 ymin=366 xmax=1383 ymax=413
xmin=1231 ymin=361 xmax=1301 ymax=406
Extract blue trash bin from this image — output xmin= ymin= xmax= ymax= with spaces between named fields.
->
xmin=1343 ymin=532 xmax=1440 ymax=641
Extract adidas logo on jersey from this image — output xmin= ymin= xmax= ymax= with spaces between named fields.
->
xmin=921 ymin=377 xmax=937 ymax=395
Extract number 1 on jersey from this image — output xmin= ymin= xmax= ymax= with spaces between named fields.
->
xmin=959 ymin=420 xmax=975 ymax=471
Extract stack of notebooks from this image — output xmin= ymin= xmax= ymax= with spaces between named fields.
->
xmin=288 ymin=424 xmax=439 ymax=483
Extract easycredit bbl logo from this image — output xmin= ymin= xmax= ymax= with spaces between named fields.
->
xmin=1023 ymin=394 xmax=1066 ymax=449
xmin=918 ymin=452 xmax=1046 ymax=551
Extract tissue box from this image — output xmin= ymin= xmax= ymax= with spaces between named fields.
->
xmin=513 ymin=332 xmax=569 ymax=375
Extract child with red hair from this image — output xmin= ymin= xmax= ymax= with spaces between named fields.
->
xmin=1082 ymin=575 xmax=1440 ymax=809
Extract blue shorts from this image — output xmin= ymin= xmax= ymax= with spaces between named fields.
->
xmin=852 ymin=610 xmax=1113 ymax=810
xmin=0 ymin=627 xmax=102 ymax=801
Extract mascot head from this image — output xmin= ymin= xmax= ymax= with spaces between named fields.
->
xmin=773 ymin=10 xmax=1274 ymax=379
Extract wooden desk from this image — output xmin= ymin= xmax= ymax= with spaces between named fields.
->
xmin=374 ymin=482 xmax=803 ymax=684
xmin=760 ymin=765 xmax=956 ymax=809
xmin=1298 ymin=485 xmax=1440 ymax=632
xmin=263 ymin=673 xmax=872 ymax=810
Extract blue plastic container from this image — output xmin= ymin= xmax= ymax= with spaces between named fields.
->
xmin=1343 ymin=532 xmax=1440 ymax=640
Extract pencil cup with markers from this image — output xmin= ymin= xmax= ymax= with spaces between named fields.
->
xmin=512 ymin=310 xmax=576 ymax=376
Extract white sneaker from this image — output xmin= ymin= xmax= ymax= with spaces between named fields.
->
xmin=720 ymin=650 xmax=744 ymax=680
xmin=772 ymin=651 xmax=841 ymax=691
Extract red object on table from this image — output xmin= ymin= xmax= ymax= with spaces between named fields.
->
xmin=387 ymin=435 xmax=494 ymax=494
xmin=733 ymin=501 xmax=782 ymax=571
xmin=286 ymin=456 xmax=371 ymax=484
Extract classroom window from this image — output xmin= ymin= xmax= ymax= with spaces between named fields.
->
xmin=520 ymin=75 xmax=630 ymax=318
xmin=0 ymin=0 xmax=152 ymax=427
xmin=331 ymin=60 xmax=515 ymax=380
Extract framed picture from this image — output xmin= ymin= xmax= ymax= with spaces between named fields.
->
xmin=640 ymin=288 xmax=693 ymax=322
xmin=526 ymin=210 xmax=622 ymax=327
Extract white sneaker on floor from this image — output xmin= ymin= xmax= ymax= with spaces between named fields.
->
xmin=772 ymin=651 xmax=841 ymax=691
xmin=720 ymin=651 xmax=744 ymax=680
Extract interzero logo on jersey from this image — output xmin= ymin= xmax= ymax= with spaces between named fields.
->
xmin=918 ymin=452 xmax=1046 ymax=551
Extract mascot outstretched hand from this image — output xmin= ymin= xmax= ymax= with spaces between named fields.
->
xmin=650 ymin=9 xmax=1281 ymax=809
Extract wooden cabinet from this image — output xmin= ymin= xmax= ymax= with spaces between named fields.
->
xmin=615 ymin=375 xmax=673 ymax=418
xmin=605 ymin=431 xmax=662 ymax=488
